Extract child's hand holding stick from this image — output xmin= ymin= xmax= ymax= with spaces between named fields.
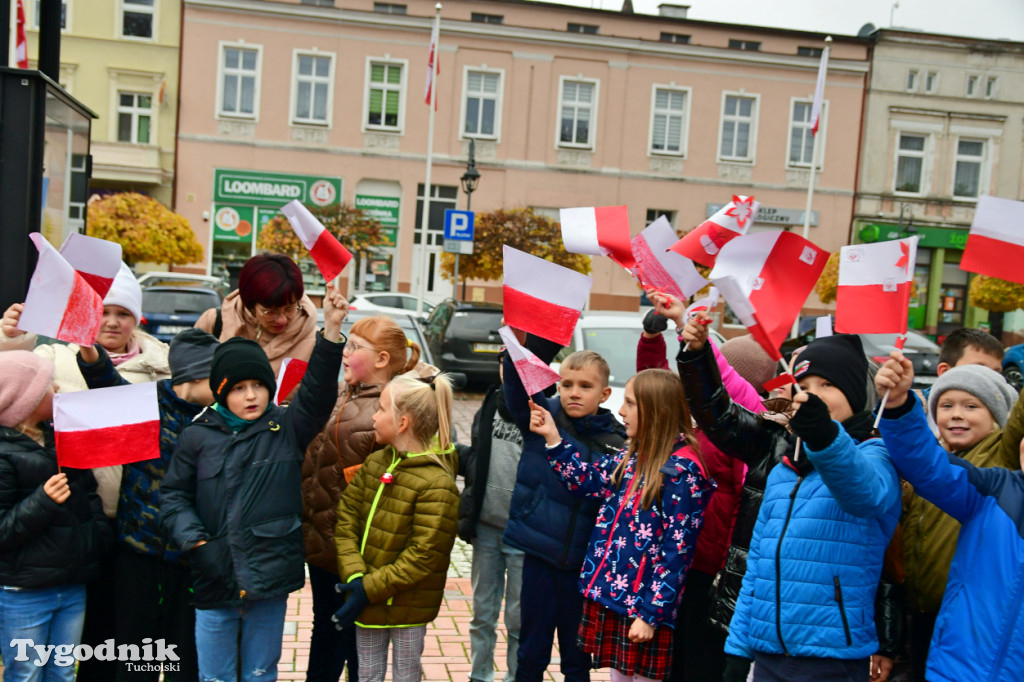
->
xmin=875 ymin=350 xmax=915 ymax=413
xmin=528 ymin=399 xmax=561 ymax=448
xmin=322 ymin=281 xmax=349 ymax=343
xmin=43 ymin=473 xmax=70 ymax=504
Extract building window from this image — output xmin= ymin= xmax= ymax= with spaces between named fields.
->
xmin=463 ymin=70 xmax=501 ymax=138
xmin=373 ymin=2 xmax=406 ymax=13
xmin=33 ymin=0 xmax=67 ymax=29
xmin=117 ymin=92 xmax=152 ymax=144
xmin=567 ymin=23 xmax=598 ymax=34
xmin=414 ymin=184 xmax=458 ymax=247
xmin=367 ymin=62 xmax=403 ymax=130
xmin=797 ymin=46 xmax=823 ymax=57
xmin=471 ymin=12 xmax=503 ymax=24
xmin=719 ymin=94 xmax=756 ymax=161
xmin=660 ymin=32 xmax=690 ymax=44
xmin=925 ymin=71 xmax=938 ymax=93
xmin=906 ymin=69 xmax=919 ymax=91
xmin=953 ymin=138 xmax=985 ymax=198
xmin=300 ymin=0 xmax=335 ymax=5
xmin=293 ymin=53 xmax=333 ymax=125
xmin=649 ymin=87 xmax=688 ymax=155
xmin=985 ymin=76 xmax=998 ymax=98
xmin=645 ymin=209 xmax=676 ymax=227
xmin=121 ymin=0 xmax=154 ymax=39
xmin=220 ymin=45 xmax=260 ymax=118
xmin=894 ymin=133 xmax=926 ymax=194
xmin=966 ymin=75 xmax=978 ymax=97
xmin=558 ymin=78 xmax=597 ymax=148
xmin=728 ymin=39 xmax=761 ymax=51
xmin=788 ymin=100 xmax=818 ymax=167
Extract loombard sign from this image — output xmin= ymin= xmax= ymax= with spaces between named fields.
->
xmin=214 ymin=169 xmax=342 ymax=208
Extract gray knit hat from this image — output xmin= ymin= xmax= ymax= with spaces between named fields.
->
xmin=929 ymin=365 xmax=1018 ymax=429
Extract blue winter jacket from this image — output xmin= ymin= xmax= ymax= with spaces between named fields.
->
xmin=501 ymin=352 xmax=626 ymax=571
xmin=724 ymin=426 xmax=901 ymax=660
xmin=879 ymin=391 xmax=1024 ymax=682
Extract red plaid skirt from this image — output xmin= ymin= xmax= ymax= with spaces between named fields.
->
xmin=577 ymin=599 xmax=674 ymax=679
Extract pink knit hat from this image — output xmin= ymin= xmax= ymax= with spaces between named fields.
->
xmin=0 ymin=352 xmax=56 ymax=428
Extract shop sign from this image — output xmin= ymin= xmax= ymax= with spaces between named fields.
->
xmin=214 ymin=169 xmax=342 ymax=208
xmin=860 ymin=223 xmax=969 ymax=250
xmin=213 ymin=205 xmax=256 ymax=243
xmin=707 ymin=204 xmax=818 ymax=227
xmin=355 ymin=194 xmax=400 ymax=247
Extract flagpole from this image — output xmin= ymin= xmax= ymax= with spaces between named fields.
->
xmin=416 ymin=4 xmax=442 ymax=316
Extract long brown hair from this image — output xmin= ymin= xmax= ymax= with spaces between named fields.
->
xmin=350 ymin=316 xmax=421 ymax=378
xmin=611 ymin=369 xmax=702 ymax=509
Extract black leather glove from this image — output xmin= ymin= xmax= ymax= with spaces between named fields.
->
xmin=789 ymin=391 xmax=840 ymax=451
xmin=332 ymin=578 xmax=369 ymax=630
xmin=722 ymin=654 xmax=752 ymax=682
xmin=643 ymin=309 xmax=669 ymax=335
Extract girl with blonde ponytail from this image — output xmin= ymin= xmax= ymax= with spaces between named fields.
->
xmin=332 ymin=373 xmax=460 ymax=682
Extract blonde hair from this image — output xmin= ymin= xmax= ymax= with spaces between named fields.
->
xmin=350 ymin=316 xmax=421 ymax=378
xmin=388 ymin=373 xmax=454 ymax=477
xmin=560 ymin=350 xmax=610 ymax=387
xmin=612 ymin=369 xmax=702 ymax=509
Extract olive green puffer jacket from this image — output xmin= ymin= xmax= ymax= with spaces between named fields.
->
xmin=335 ymin=444 xmax=459 ymax=627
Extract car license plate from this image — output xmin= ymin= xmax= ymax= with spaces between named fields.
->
xmin=474 ymin=343 xmax=502 ymax=353
xmin=913 ymin=375 xmax=937 ymax=385
xmin=158 ymin=325 xmax=189 ymax=335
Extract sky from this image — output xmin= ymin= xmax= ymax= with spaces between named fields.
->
xmin=543 ymin=0 xmax=1024 ymax=42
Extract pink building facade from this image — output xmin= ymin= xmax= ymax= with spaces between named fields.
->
xmin=176 ymin=0 xmax=869 ymax=311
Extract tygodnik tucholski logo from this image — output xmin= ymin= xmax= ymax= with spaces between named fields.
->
xmin=9 ymin=638 xmax=180 ymax=671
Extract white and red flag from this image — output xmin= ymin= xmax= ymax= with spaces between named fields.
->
xmin=19 ymin=233 xmax=104 ymax=346
xmin=54 ymin=382 xmax=160 ymax=469
xmin=274 ymin=358 xmax=308 ymax=405
xmin=424 ymin=11 xmax=440 ymax=108
xmin=836 ymin=237 xmax=918 ymax=334
xmin=685 ymin=286 xmax=719 ymax=320
xmin=709 ymin=230 xmax=828 ymax=359
xmin=560 ymin=205 xmax=635 ymax=269
xmin=810 ymin=45 xmax=829 ymax=135
xmin=15 ymin=0 xmax=28 ymax=69
xmin=669 ymin=196 xmax=760 ymax=267
xmin=59 ymin=233 xmax=123 ymax=299
xmin=960 ymin=196 xmax=1024 ymax=284
xmin=281 ymin=200 xmax=352 ymax=282
xmin=502 ymin=245 xmax=593 ymax=346
xmin=631 ymin=216 xmax=707 ymax=301
xmin=498 ymin=326 xmax=561 ymax=396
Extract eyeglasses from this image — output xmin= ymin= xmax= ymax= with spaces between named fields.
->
xmin=254 ymin=304 xmax=302 ymax=321
xmin=344 ymin=341 xmax=378 ymax=354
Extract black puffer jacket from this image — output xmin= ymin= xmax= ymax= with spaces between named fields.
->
xmin=0 ymin=425 xmax=113 ymax=588
xmin=677 ymin=344 xmax=904 ymax=657
xmin=162 ymin=333 xmax=343 ymax=609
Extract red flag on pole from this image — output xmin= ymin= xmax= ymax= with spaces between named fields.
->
xmin=960 ymin=196 xmax=1024 ymax=284
xmin=424 ymin=12 xmax=440 ymax=109
xmin=15 ymin=0 xmax=29 ymax=69
xmin=669 ymin=195 xmax=760 ymax=268
xmin=809 ymin=44 xmax=829 ymax=135
xmin=835 ymin=237 xmax=918 ymax=334
xmin=54 ymin=383 xmax=160 ymax=469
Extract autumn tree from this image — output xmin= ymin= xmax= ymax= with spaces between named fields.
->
xmin=87 ymin=192 xmax=203 ymax=266
xmin=439 ymin=207 xmax=591 ymax=282
xmin=257 ymin=203 xmax=385 ymax=262
xmin=814 ymin=252 xmax=841 ymax=304
xmin=968 ymin=275 xmax=1024 ymax=341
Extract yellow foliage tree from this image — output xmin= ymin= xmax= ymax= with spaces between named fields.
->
xmin=968 ymin=275 xmax=1024 ymax=340
xmin=87 ymin=192 xmax=203 ymax=266
xmin=814 ymin=252 xmax=841 ymax=304
xmin=257 ymin=203 xmax=386 ymax=262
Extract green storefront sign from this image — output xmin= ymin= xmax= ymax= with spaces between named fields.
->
xmin=355 ymin=194 xmax=400 ymax=247
xmin=213 ymin=169 xmax=342 ymax=209
xmin=858 ymin=223 xmax=969 ymax=250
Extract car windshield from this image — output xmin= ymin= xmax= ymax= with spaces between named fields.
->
xmin=579 ymin=327 xmax=670 ymax=387
xmin=142 ymin=290 xmax=220 ymax=315
xmin=863 ymin=332 xmax=939 ymax=353
xmin=449 ymin=311 xmax=502 ymax=336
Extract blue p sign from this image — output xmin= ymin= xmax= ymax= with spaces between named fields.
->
xmin=444 ymin=210 xmax=475 ymax=241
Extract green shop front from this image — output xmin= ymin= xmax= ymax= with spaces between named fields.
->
xmin=856 ymin=222 xmax=985 ymax=342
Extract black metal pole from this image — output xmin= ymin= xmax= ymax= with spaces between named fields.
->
xmin=0 ymin=0 xmax=11 ymax=67
xmin=38 ymin=0 xmax=61 ymax=81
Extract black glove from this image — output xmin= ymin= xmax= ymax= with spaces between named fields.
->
xmin=789 ymin=391 xmax=840 ymax=451
xmin=643 ymin=309 xmax=669 ymax=335
xmin=722 ymin=654 xmax=752 ymax=682
xmin=332 ymin=578 xmax=369 ymax=630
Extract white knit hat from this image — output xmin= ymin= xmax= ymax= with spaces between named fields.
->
xmin=103 ymin=263 xmax=142 ymax=325
xmin=929 ymin=365 xmax=1019 ymax=429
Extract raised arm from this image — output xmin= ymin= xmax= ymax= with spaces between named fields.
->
xmin=77 ymin=346 xmax=130 ymax=389
xmin=529 ymin=400 xmax=621 ymax=497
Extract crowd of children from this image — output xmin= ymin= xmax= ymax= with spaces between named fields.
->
xmin=3 ymin=251 xmax=1024 ymax=682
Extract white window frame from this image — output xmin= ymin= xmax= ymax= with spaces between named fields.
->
xmin=115 ymin=90 xmax=155 ymax=145
xmin=555 ymin=75 xmax=599 ymax=150
xmin=33 ymin=0 xmax=69 ymax=31
xmin=951 ymin=136 xmax=989 ymax=200
xmin=647 ymin=84 xmax=691 ymax=158
xmin=985 ymin=76 xmax=998 ymax=99
xmin=965 ymin=74 xmax=979 ymax=97
xmin=906 ymin=69 xmax=919 ymax=92
xmin=925 ymin=71 xmax=939 ymax=94
xmin=785 ymin=97 xmax=827 ymax=170
xmin=716 ymin=91 xmax=759 ymax=164
xmin=892 ymin=130 xmax=930 ymax=196
xmin=216 ymin=42 xmax=262 ymax=121
xmin=290 ymin=50 xmax=335 ymax=127
xmin=459 ymin=66 xmax=504 ymax=141
xmin=120 ymin=0 xmax=156 ymax=41
xmin=362 ymin=57 xmax=408 ymax=134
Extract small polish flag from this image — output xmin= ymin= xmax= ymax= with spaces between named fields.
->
xmin=713 ymin=276 xmax=782 ymax=362
xmin=274 ymin=358 xmax=309 ymax=405
xmin=670 ymin=196 xmax=760 ymax=267
xmin=424 ymin=12 xmax=441 ymax=108
xmin=503 ymin=245 xmax=593 ymax=346
xmin=281 ymin=200 xmax=352 ymax=282
xmin=836 ymin=237 xmax=919 ymax=334
xmin=710 ymin=230 xmax=828 ymax=358
xmin=685 ymin=286 xmax=719 ymax=320
xmin=560 ymin=206 xmax=635 ymax=269
xmin=631 ymin=216 xmax=707 ymax=301
xmin=810 ymin=46 xmax=829 ymax=135
xmin=54 ymin=382 xmax=160 ymax=469
xmin=59 ymin=233 xmax=123 ymax=299
xmin=19 ymin=233 xmax=104 ymax=346
xmin=498 ymin=326 xmax=561 ymax=396
xmin=15 ymin=0 xmax=28 ymax=69
xmin=960 ymin=196 xmax=1024 ymax=284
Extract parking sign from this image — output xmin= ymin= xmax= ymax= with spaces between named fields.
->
xmin=444 ymin=210 xmax=474 ymax=254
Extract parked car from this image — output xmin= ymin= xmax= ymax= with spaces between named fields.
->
xmin=1003 ymin=343 xmax=1024 ymax=392
xmin=422 ymin=300 xmax=504 ymax=385
xmin=349 ymin=292 xmax=438 ymax=319
xmin=139 ymin=287 xmax=222 ymax=342
xmin=137 ymin=272 xmax=230 ymax=299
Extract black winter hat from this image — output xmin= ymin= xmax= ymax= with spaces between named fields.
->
xmin=169 ymin=328 xmax=220 ymax=386
xmin=209 ymin=337 xmax=276 ymax=407
xmin=792 ymin=334 xmax=868 ymax=414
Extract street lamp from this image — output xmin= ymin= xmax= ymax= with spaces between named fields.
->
xmin=455 ymin=139 xmax=481 ymax=300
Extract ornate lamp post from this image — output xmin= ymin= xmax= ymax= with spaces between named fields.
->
xmin=456 ymin=139 xmax=481 ymax=300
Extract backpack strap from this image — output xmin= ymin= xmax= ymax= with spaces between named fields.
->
xmin=212 ymin=307 xmax=223 ymax=339
xmin=660 ymin=445 xmax=708 ymax=479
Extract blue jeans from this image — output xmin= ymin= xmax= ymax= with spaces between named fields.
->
xmin=0 ymin=584 xmax=87 ymax=682
xmin=194 ymin=596 xmax=288 ymax=682
xmin=470 ymin=524 xmax=524 ymax=682
xmin=515 ymin=553 xmax=589 ymax=682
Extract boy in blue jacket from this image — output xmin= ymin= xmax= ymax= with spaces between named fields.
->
xmin=876 ymin=352 xmax=1024 ymax=682
xmin=501 ymin=331 xmax=626 ymax=682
